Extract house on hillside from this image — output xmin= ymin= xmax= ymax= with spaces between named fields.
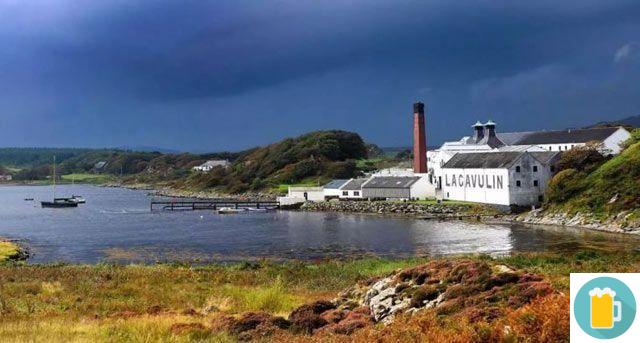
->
xmin=193 ymin=160 xmax=230 ymax=172
xmin=93 ymin=161 xmax=108 ymax=172
xmin=440 ymin=151 xmax=561 ymax=207
xmin=0 ymin=174 xmax=12 ymax=181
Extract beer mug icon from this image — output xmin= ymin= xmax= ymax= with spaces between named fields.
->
xmin=589 ymin=287 xmax=622 ymax=329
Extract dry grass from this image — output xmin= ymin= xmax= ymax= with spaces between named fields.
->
xmin=0 ymin=251 xmax=637 ymax=341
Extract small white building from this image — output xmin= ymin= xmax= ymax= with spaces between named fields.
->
xmin=0 ymin=174 xmax=12 ymax=181
xmin=323 ymin=179 xmax=349 ymax=199
xmin=278 ymin=186 xmax=325 ymax=206
xmin=440 ymin=151 xmax=560 ymax=206
xmin=362 ymin=176 xmax=433 ymax=200
xmin=193 ymin=160 xmax=230 ymax=172
xmin=339 ymin=178 xmax=369 ymax=199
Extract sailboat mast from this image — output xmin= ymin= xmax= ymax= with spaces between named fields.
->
xmin=53 ymin=155 xmax=56 ymax=199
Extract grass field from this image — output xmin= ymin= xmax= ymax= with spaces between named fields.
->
xmin=0 ymin=251 xmax=638 ymax=341
xmin=60 ymin=173 xmax=115 ymax=184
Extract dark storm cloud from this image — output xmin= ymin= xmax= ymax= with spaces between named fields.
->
xmin=1 ymin=1 xmax=640 ymax=150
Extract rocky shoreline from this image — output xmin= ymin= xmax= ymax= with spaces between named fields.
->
xmin=102 ymin=183 xmax=276 ymax=201
xmin=300 ymin=200 xmax=501 ymax=219
xmin=102 ymin=183 xmax=640 ymax=235
xmin=508 ymin=208 xmax=640 ymax=234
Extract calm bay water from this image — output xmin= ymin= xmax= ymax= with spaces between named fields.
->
xmin=0 ymin=185 xmax=638 ymax=264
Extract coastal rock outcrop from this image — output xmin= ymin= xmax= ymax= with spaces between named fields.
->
xmin=219 ymin=259 xmax=555 ymax=340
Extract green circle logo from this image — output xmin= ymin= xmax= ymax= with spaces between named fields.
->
xmin=574 ymin=277 xmax=636 ymax=339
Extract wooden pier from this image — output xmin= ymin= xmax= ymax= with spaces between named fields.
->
xmin=150 ymin=200 xmax=280 ymax=211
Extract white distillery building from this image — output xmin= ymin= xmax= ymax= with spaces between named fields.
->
xmin=361 ymin=176 xmax=433 ymax=200
xmin=193 ymin=160 xmax=230 ymax=172
xmin=440 ymin=151 xmax=561 ymax=206
xmin=339 ymin=178 xmax=369 ymax=199
xmin=323 ymin=179 xmax=349 ymax=199
xmin=428 ymin=121 xmax=630 ymax=190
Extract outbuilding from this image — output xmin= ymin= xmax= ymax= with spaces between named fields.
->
xmin=339 ymin=178 xmax=369 ymax=199
xmin=361 ymin=176 xmax=432 ymax=200
xmin=440 ymin=151 xmax=560 ymax=206
xmin=323 ymin=179 xmax=349 ymax=199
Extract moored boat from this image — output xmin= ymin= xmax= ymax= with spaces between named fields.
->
xmin=217 ymin=207 xmax=243 ymax=214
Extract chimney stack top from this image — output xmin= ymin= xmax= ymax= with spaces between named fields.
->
xmin=413 ymin=102 xmax=425 ymax=114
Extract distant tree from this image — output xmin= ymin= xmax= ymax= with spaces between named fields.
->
xmin=365 ymin=143 xmax=384 ymax=158
xmin=395 ymin=149 xmax=413 ymax=160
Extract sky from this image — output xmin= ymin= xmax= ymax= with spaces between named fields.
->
xmin=1 ymin=0 xmax=639 ymax=152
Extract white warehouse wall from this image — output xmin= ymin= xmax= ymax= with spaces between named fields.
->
xmin=441 ymin=168 xmax=511 ymax=205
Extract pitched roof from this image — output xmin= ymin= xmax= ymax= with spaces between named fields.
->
xmin=443 ymin=151 xmax=561 ymax=169
xmin=362 ymin=176 xmax=421 ymax=189
xmin=324 ymin=179 xmax=349 ymax=189
xmin=511 ymin=127 xmax=620 ymax=145
xmin=341 ymin=178 xmax=370 ymax=190
xmin=443 ymin=152 xmax=523 ymax=169
xmin=529 ymin=151 xmax=562 ymax=165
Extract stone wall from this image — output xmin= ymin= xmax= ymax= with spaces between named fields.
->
xmin=300 ymin=200 xmax=500 ymax=218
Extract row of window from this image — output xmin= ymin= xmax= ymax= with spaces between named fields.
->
xmin=342 ymin=191 xmax=360 ymax=196
xmin=515 ymin=165 xmax=539 ymax=173
xmin=515 ymin=180 xmax=539 ymax=187
xmin=548 ymin=144 xmax=575 ymax=151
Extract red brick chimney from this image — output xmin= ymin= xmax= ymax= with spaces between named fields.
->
xmin=413 ymin=102 xmax=427 ymax=174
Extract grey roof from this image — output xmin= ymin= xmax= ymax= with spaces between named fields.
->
xmin=529 ymin=151 xmax=562 ymax=164
xmin=362 ymin=176 xmax=421 ymax=189
xmin=443 ymin=152 xmax=522 ymax=169
xmin=496 ymin=132 xmax=531 ymax=145
xmin=443 ymin=151 xmax=560 ymax=169
xmin=324 ymin=179 xmax=349 ymax=189
xmin=341 ymin=178 xmax=370 ymax=190
xmin=512 ymin=127 xmax=620 ymax=145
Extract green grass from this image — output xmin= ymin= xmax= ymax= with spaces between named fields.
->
xmin=60 ymin=173 xmax=115 ymax=184
xmin=546 ymin=141 xmax=640 ymax=221
xmin=0 ymin=241 xmax=21 ymax=262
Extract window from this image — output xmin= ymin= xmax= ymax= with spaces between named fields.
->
xmin=533 ymin=166 xmax=538 ymax=172
xmin=548 ymin=147 xmax=552 ymax=151
xmin=538 ymin=195 xmax=544 ymax=202
xmin=565 ymin=145 xmax=568 ymax=150
xmin=516 ymin=180 xmax=521 ymax=187
xmin=559 ymin=146 xmax=562 ymax=151
xmin=515 ymin=166 xmax=521 ymax=173
xmin=446 ymin=192 xmax=449 ymax=198
xmin=550 ymin=166 xmax=555 ymax=172
xmin=342 ymin=191 xmax=348 ymax=196
xmin=354 ymin=191 xmax=360 ymax=196
xmin=533 ymin=180 xmax=539 ymax=186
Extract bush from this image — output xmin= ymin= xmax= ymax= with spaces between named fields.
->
xmin=556 ymin=145 xmax=607 ymax=173
xmin=545 ymin=169 xmax=586 ymax=204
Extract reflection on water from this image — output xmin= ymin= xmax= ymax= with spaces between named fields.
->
xmin=0 ymin=185 xmax=638 ymax=264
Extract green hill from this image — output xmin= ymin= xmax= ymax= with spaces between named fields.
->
xmin=174 ymin=130 xmax=368 ymax=193
xmin=545 ymin=129 xmax=640 ymax=219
